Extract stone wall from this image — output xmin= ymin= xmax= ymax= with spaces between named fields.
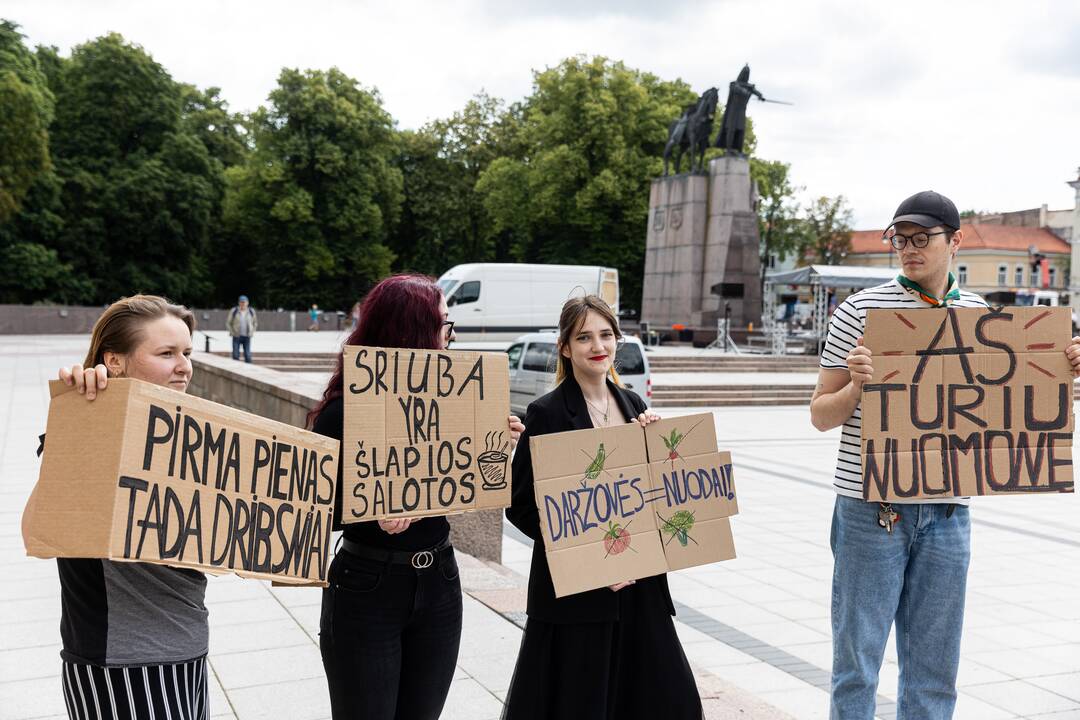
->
xmin=0 ymin=305 xmax=348 ymax=335
xmin=188 ymin=353 xmax=504 ymax=562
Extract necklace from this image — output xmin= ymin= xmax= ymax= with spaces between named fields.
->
xmin=584 ymin=393 xmax=610 ymax=424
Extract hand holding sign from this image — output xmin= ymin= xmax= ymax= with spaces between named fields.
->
xmin=635 ymin=410 xmax=662 ymax=427
xmin=848 ymin=337 xmax=873 ymax=390
xmin=1066 ymin=336 xmax=1080 ymax=378
xmin=59 ymin=363 xmax=109 ymax=399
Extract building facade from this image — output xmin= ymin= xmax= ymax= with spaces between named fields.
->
xmin=845 ymin=223 xmax=1070 ymax=303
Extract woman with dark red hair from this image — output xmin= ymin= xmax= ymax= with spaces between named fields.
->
xmin=309 ymin=274 xmax=524 ymax=720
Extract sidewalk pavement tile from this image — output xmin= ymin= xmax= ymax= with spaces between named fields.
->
xmin=963 ymin=679 xmax=1080 ymax=716
xmin=211 ymin=644 xmax=325 ymax=690
xmin=224 ymin=676 xmax=330 ymax=720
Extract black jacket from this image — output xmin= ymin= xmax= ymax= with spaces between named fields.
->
xmin=506 ymin=374 xmax=675 ymax=623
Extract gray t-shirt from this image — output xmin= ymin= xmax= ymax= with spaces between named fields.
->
xmin=58 ymin=558 xmax=209 ymax=666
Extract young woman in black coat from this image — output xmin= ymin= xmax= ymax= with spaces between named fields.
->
xmin=503 ymin=295 xmax=703 ymax=720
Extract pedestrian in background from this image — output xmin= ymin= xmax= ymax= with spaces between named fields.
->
xmin=308 ymin=303 xmax=320 ymax=331
xmin=227 ymin=295 xmax=257 ymax=362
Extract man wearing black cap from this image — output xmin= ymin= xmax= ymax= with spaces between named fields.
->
xmin=810 ymin=191 xmax=984 ymax=719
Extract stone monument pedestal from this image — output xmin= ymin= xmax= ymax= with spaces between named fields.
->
xmin=642 ymin=156 xmax=762 ymax=335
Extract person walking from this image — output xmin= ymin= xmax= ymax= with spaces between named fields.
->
xmin=227 ymin=294 xmax=257 ymax=362
xmin=502 ymin=295 xmax=703 ymax=720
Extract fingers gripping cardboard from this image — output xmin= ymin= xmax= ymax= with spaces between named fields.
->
xmin=530 ymin=413 xmax=738 ymax=597
xmin=861 ymin=306 xmax=1074 ymax=501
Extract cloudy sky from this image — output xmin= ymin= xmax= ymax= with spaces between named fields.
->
xmin=9 ymin=0 xmax=1080 ymax=228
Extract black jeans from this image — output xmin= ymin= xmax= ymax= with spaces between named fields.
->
xmin=319 ymin=545 xmax=463 ymax=720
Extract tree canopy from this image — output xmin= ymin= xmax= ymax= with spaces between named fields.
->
xmin=1 ymin=21 xmax=835 ymax=312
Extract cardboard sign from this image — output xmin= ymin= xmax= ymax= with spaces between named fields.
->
xmin=861 ymin=306 xmax=1075 ymax=501
xmin=23 ymin=379 xmax=339 ymax=585
xmin=531 ymin=412 xmax=737 ymax=597
xmin=342 ymin=346 xmax=511 ymax=521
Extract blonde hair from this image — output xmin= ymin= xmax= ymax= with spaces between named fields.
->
xmin=84 ymin=295 xmax=195 ymax=370
xmin=554 ymin=295 xmax=623 ymax=386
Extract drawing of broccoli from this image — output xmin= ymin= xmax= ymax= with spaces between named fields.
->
xmin=658 ymin=510 xmax=697 ymax=547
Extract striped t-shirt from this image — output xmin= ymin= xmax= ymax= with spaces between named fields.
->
xmin=819 ymin=278 xmax=988 ymax=502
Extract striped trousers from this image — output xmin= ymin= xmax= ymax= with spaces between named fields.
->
xmin=61 ymin=656 xmax=208 ymax=720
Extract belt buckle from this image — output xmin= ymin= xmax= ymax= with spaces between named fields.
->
xmin=411 ymin=550 xmax=434 ymax=569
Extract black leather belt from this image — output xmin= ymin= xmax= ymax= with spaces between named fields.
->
xmin=340 ymin=536 xmax=452 ymax=570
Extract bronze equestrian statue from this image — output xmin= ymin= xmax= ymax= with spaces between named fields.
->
xmin=663 ymin=87 xmax=718 ymax=175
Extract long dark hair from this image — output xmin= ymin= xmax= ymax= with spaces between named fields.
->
xmin=307 ymin=274 xmax=443 ymax=428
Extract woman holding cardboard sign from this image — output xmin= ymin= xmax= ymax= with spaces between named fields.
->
xmin=502 ymin=295 xmax=702 ymax=720
xmin=308 ymin=274 xmax=524 ymax=720
xmin=38 ymin=295 xmax=211 ymax=720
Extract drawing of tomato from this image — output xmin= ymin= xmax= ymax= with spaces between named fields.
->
xmin=603 ymin=521 xmax=631 ymax=555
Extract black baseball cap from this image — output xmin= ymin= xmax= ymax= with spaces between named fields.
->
xmin=890 ymin=190 xmax=960 ymax=231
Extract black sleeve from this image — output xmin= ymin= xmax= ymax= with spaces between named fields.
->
xmin=506 ymin=401 xmax=546 ymax=541
xmin=310 ymin=397 xmax=345 ymax=531
xmin=630 ymin=390 xmax=647 ymax=416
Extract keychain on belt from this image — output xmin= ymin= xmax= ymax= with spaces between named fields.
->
xmin=877 ymin=503 xmax=900 ymax=533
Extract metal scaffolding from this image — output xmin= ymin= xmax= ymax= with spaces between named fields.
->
xmin=763 ymin=265 xmax=897 ymax=356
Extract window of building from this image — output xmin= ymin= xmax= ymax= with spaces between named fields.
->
xmin=957 ymin=265 xmax=968 ymax=286
xmin=1014 ymin=266 xmax=1024 ymax=286
xmin=1049 ymin=267 xmax=1057 ymax=287
xmin=998 ymin=265 xmax=1008 ymax=286
xmin=1030 ymin=267 xmax=1040 ymax=287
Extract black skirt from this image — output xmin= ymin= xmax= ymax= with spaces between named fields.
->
xmin=502 ymin=578 xmax=702 ymax=720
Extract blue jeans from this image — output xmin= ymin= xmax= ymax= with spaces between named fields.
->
xmin=830 ymin=495 xmax=970 ymax=720
xmin=231 ymin=335 xmax=251 ymax=363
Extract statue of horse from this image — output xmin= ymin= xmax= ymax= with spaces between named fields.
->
xmin=663 ymin=101 xmax=697 ymax=176
xmin=663 ymin=87 xmax=719 ymax=176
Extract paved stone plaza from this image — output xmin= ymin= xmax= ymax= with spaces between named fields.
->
xmin=2 ymin=334 xmax=1079 ymax=719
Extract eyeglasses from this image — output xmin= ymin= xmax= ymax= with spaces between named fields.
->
xmin=884 ymin=228 xmax=951 ymax=250
xmin=441 ymin=320 xmax=455 ymax=341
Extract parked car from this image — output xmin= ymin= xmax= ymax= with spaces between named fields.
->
xmin=505 ymin=332 xmax=651 ymax=416
xmin=437 ymin=263 xmax=619 ymax=333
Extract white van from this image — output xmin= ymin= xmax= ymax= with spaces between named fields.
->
xmin=437 ymin=263 xmax=619 ymax=333
xmin=505 ymin=332 xmax=652 ymax=416
xmin=1015 ymin=289 xmax=1061 ymax=307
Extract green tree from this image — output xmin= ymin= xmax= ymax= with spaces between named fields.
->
xmin=223 ymin=67 xmax=402 ymax=308
xmin=799 ymin=195 xmax=854 ymax=265
xmin=0 ymin=20 xmax=54 ymax=221
xmin=477 ymin=56 xmax=696 ymax=312
xmin=180 ymin=84 xmax=249 ymax=168
xmin=391 ymin=93 xmax=522 ymax=275
xmin=751 ymin=158 xmax=805 ymax=282
xmin=0 ymin=22 xmax=88 ymax=302
xmin=46 ymin=34 xmax=221 ymax=303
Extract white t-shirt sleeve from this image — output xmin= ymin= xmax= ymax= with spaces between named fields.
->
xmin=820 ymin=299 xmax=863 ymax=370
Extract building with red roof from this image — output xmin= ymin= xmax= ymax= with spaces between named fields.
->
xmin=846 ymin=223 xmax=1070 ymax=303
